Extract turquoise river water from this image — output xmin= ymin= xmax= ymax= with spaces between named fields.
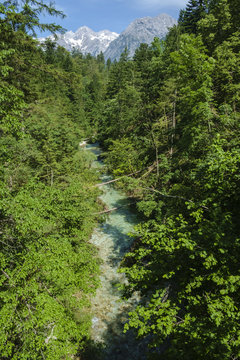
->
xmin=86 ymin=143 xmax=147 ymax=360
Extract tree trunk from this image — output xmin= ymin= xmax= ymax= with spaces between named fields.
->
xmin=50 ymin=169 xmax=54 ymax=186
xmin=170 ymin=90 xmax=177 ymax=156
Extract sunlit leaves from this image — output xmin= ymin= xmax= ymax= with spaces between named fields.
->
xmin=0 ymin=8 xmax=102 ymax=357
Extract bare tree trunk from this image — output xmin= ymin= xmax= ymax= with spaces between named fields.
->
xmin=9 ymin=175 xmax=13 ymax=191
xmin=95 ymin=168 xmax=143 ymax=187
xmin=170 ymin=90 xmax=177 ymax=156
xmin=156 ymin=146 xmax=159 ymax=177
xmin=50 ymin=169 xmax=54 ymax=187
xmin=164 ymin=105 xmax=168 ymax=129
xmin=151 ymin=130 xmax=159 ymax=178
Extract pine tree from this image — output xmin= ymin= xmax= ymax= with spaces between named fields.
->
xmin=179 ymin=0 xmax=209 ymax=34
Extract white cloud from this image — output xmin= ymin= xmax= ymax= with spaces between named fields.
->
xmin=74 ymin=0 xmax=188 ymax=13
xmin=133 ymin=0 xmax=188 ymax=10
xmin=87 ymin=0 xmax=187 ymax=6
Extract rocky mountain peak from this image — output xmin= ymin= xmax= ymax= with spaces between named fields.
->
xmin=104 ymin=13 xmax=177 ymax=61
xmin=39 ymin=13 xmax=176 ymax=60
xmin=42 ymin=27 xmax=119 ymax=56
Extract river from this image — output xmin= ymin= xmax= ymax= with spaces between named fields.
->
xmin=85 ymin=143 xmax=147 ymax=360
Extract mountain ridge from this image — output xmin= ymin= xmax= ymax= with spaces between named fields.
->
xmin=40 ymin=27 xmax=119 ymax=57
xmin=104 ymin=13 xmax=177 ymax=60
xmin=40 ymin=13 xmax=177 ymax=60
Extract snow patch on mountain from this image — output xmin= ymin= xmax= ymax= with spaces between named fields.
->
xmin=40 ymin=26 xmax=119 ymax=56
xmin=39 ymin=13 xmax=177 ymax=60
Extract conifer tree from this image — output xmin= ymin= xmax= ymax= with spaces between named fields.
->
xmin=179 ymin=0 xmax=209 ymax=34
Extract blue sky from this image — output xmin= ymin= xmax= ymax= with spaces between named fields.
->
xmin=40 ymin=0 xmax=189 ymax=35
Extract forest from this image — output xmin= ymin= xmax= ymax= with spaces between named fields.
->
xmin=0 ymin=0 xmax=240 ymax=359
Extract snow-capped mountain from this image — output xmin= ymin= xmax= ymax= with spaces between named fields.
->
xmin=40 ymin=14 xmax=176 ymax=60
xmin=43 ymin=26 xmax=119 ymax=56
xmin=104 ymin=14 xmax=177 ymax=61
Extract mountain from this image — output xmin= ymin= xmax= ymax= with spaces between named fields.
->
xmin=43 ymin=26 xmax=119 ymax=57
xmin=104 ymin=14 xmax=177 ymax=61
xmin=39 ymin=14 xmax=176 ymax=60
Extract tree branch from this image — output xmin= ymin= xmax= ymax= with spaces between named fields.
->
xmin=141 ymin=187 xmax=209 ymax=210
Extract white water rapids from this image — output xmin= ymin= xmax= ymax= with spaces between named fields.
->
xmin=86 ymin=143 xmax=147 ymax=360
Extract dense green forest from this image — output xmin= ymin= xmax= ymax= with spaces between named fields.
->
xmin=96 ymin=0 xmax=240 ymax=359
xmin=0 ymin=1 xmax=107 ymax=358
xmin=1 ymin=0 xmax=240 ymax=359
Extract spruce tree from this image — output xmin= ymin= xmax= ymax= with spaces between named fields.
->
xmin=179 ymin=0 xmax=209 ymax=34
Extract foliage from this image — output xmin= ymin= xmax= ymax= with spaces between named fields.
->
xmin=96 ymin=0 xmax=240 ymax=358
xmin=0 ymin=1 xmax=107 ymax=358
xmin=1 ymin=0 xmax=240 ymax=357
